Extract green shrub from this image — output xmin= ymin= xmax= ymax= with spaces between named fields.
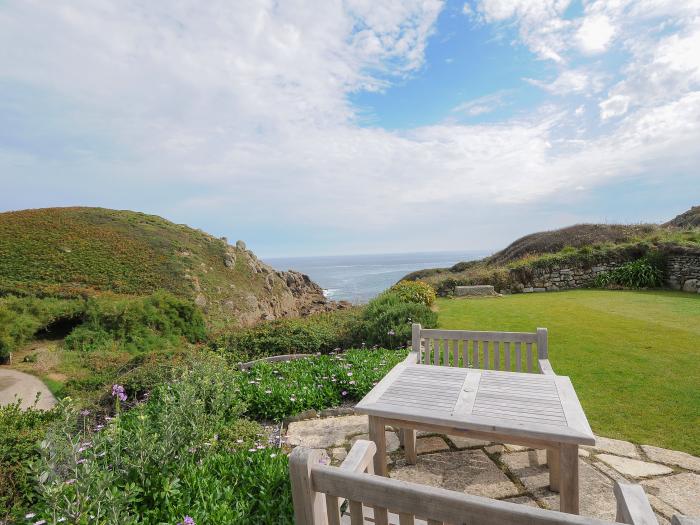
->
xmin=0 ymin=401 xmax=60 ymax=520
xmin=64 ymin=291 xmax=206 ymax=353
xmin=31 ymin=357 xmax=284 ymax=524
xmin=0 ymin=296 xmax=84 ymax=360
xmin=594 ymin=256 xmax=664 ymax=289
xmin=214 ymin=308 xmax=362 ymax=362
xmin=357 ymin=292 xmax=437 ymax=348
xmin=235 ymin=348 xmax=406 ymax=420
xmin=385 ymin=280 xmax=436 ymax=307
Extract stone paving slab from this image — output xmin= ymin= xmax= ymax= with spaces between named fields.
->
xmin=416 ymin=436 xmax=450 ymax=454
xmin=537 ymin=463 xmax=617 ymax=520
xmin=285 ymin=414 xmax=367 ymax=448
xmin=642 ymin=445 xmax=700 ymax=472
xmin=499 ymin=447 xmax=617 ymax=519
xmin=448 ymin=435 xmax=491 ymax=449
xmin=597 ymin=454 xmax=673 ymax=478
xmin=647 ymin=493 xmax=682 ymax=521
xmin=583 ymin=436 xmax=640 ymax=458
xmin=642 ymin=473 xmax=700 ymax=516
xmin=502 ymin=495 xmax=539 ymax=507
xmin=351 ymin=431 xmax=400 ymax=453
xmin=390 ymin=449 xmax=521 ymax=499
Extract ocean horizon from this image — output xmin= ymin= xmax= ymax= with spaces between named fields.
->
xmin=264 ymin=250 xmax=491 ymax=303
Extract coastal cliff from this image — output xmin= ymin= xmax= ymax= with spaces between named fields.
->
xmin=0 ymin=207 xmax=339 ymax=328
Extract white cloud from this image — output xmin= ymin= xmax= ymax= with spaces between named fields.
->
xmin=599 ymin=95 xmax=631 ymax=119
xmin=472 ymin=0 xmax=573 ymax=62
xmin=451 ymin=91 xmax=509 ymax=116
xmin=527 ymin=69 xmax=605 ymax=95
xmin=576 ymin=15 xmax=615 ymax=54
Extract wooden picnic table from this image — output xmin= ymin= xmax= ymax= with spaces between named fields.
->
xmin=355 ymin=362 xmax=595 ymax=515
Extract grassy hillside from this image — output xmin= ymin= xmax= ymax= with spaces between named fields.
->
xmin=437 ymin=290 xmax=700 ymax=455
xmin=0 ymin=207 xmax=328 ymax=329
xmin=404 ymin=206 xmax=700 ymax=293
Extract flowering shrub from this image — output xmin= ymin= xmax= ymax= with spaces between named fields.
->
xmin=356 ymin=292 xmax=437 ymax=349
xmin=20 ymin=349 xmax=406 ymax=523
xmin=29 ymin=357 xmax=288 ymax=524
xmin=385 ymin=280 xmax=437 ymax=307
xmin=236 ymin=348 xmax=407 ymax=420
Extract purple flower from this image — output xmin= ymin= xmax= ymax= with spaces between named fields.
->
xmin=178 ymin=517 xmax=195 ymax=525
xmin=80 ymin=409 xmax=90 ymax=416
xmin=341 ymin=390 xmax=348 ymax=396
xmin=111 ymin=384 xmax=127 ymax=402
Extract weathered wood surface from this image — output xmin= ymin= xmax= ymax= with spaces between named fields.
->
xmin=290 ymin=441 xmax=660 ymax=525
xmin=356 ymin=365 xmax=595 ymax=446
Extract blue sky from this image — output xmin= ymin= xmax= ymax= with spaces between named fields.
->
xmin=0 ymin=0 xmax=699 ymax=257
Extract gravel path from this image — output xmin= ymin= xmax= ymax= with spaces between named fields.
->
xmin=0 ymin=368 xmax=57 ymax=410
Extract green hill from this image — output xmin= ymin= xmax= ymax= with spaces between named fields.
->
xmin=0 ymin=207 xmax=330 ymax=328
xmin=403 ymin=206 xmax=700 ymax=293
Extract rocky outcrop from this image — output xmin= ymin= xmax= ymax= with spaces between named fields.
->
xmin=200 ymin=239 xmax=341 ymax=326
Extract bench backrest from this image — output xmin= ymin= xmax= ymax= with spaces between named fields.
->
xmin=411 ymin=323 xmax=548 ymax=373
xmin=290 ymin=441 xmax=660 ymax=525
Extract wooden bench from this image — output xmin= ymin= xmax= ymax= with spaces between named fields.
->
xmin=409 ymin=323 xmax=553 ymax=374
xmin=290 ymin=440 xmax=663 ymax=525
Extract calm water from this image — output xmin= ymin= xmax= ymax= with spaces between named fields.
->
xmin=264 ymin=250 xmax=490 ymax=304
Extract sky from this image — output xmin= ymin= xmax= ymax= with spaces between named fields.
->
xmin=1 ymin=0 xmax=699 ymax=257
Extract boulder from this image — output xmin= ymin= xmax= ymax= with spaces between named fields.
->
xmin=455 ymin=285 xmax=496 ymax=296
xmin=682 ymin=279 xmax=698 ymax=292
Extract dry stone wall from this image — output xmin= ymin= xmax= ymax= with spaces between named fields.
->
xmin=507 ymin=251 xmax=700 ymax=294
xmin=667 ymin=254 xmax=700 ymax=293
xmin=509 ymin=261 xmax=622 ymax=293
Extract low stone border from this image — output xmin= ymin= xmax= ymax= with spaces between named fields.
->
xmin=237 ymin=353 xmax=312 ymax=370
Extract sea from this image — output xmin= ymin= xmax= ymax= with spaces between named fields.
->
xmin=264 ymin=250 xmax=491 ymax=304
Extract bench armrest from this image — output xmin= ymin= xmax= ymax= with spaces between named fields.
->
xmin=340 ymin=440 xmax=377 ymax=474
xmin=538 ymin=358 xmax=555 ymax=375
xmin=614 ymin=482 xmax=658 ymax=525
xmin=404 ymin=351 xmax=419 ymax=365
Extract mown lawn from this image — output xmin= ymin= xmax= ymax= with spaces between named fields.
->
xmin=437 ymin=290 xmax=700 ymax=455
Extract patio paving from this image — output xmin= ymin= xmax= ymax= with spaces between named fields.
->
xmin=283 ymin=412 xmax=700 ymax=523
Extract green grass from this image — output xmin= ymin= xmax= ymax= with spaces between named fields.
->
xmin=437 ymin=290 xmax=700 ymax=455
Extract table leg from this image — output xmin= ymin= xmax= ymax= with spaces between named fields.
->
xmin=547 ymin=448 xmax=560 ymax=492
xmin=559 ymin=444 xmax=579 ymax=514
xmin=369 ymin=416 xmax=387 ymax=476
xmin=402 ymin=428 xmax=417 ymax=464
